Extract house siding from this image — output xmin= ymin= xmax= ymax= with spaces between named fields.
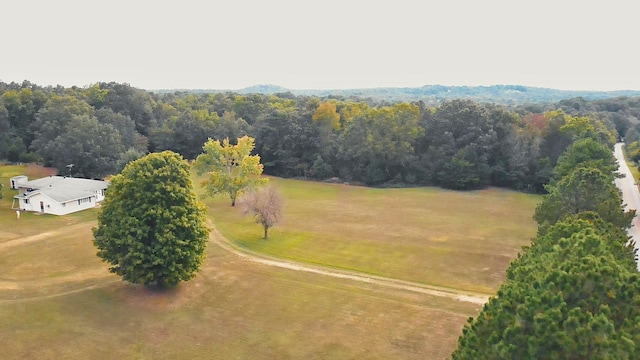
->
xmin=12 ymin=176 xmax=108 ymax=216
xmin=10 ymin=176 xmax=28 ymax=190
xmin=18 ymin=193 xmax=98 ymax=216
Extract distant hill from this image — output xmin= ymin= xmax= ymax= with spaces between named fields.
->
xmin=168 ymin=84 xmax=640 ymax=105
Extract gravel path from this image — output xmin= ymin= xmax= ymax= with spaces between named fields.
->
xmin=0 ymin=219 xmax=491 ymax=305
xmin=208 ymin=225 xmax=490 ymax=305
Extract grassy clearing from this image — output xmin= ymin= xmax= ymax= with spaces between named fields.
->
xmin=205 ymin=177 xmax=540 ymax=294
xmin=0 ymin=221 xmax=115 ymax=300
xmin=0 ymin=222 xmax=481 ymax=359
xmin=0 ymin=166 xmax=538 ymax=359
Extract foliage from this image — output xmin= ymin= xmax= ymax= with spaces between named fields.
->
xmin=312 ymin=101 xmax=341 ymax=131
xmin=116 ymin=148 xmax=146 ymax=173
xmin=452 ymin=216 xmax=640 ymax=359
xmin=421 ymin=100 xmax=497 ymax=189
xmin=47 ymin=114 xmax=124 ymax=178
xmin=551 ymin=138 xmax=619 ymax=183
xmin=151 ymin=109 xmax=217 ymax=159
xmin=337 ymin=102 xmax=423 ymax=184
xmin=2 ymin=80 xmax=636 ymax=193
xmin=452 ymin=221 xmax=640 ymax=359
xmin=436 ymin=146 xmax=491 ymax=190
xmin=213 ymin=111 xmax=250 ymax=142
xmin=239 ymin=184 xmax=284 ymax=239
xmin=453 ymin=122 xmax=639 ymax=358
xmin=194 ymin=136 xmax=267 ymax=206
xmin=533 ymin=166 xmax=634 ymax=231
xmin=252 ymin=98 xmax=322 ymax=178
xmin=93 ymin=151 xmax=209 ymax=288
xmin=30 ymin=94 xmax=95 ymax=166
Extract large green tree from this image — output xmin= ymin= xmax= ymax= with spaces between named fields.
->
xmin=337 ymin=102 xmax=423 ymax=184
xmin=422 ymin=99 xmax=496 ymax=189
xmin=194 ymin=136 xmax=267 ymax=206
xmin=47 ymin=114 xmax=124 ymax=178
xmin=95 ymin=107 xmax=148 ymax=153
xmin=533 ymin=166 xmax=634 ymax=231
xmin=30 ymin=94 xmax=94 ymax=166
xmin=93 ymin=151 xmax=209 ymax=288
xmin=151 ymin=109 xmax=218 ymax=159
xmin=551 ymin=137 xmax=619 ymax=184
xmin=452 ymin=217 xmax=640 ymax=359
xmin=252 ymin=100 xmax=320 ymax=178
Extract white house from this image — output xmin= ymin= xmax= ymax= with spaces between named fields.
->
xmin=12 ymin=176 xmax=110 ymax=215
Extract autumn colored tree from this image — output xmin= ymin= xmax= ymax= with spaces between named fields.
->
xmin=240 ymin=185 xmax=284 ymax=239
xmin=312 ymin=101 xmax=341 ymax=131
xmin=194 ymin=136 xmax=267 ymax=206
xmin=93 ymin=151 xmax=209 ymax=288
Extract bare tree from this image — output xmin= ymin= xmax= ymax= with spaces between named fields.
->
xmin=239 ymin=185 xmax=283 ymax=239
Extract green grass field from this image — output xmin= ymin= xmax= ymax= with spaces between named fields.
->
xmin=0 ymin=165 xmax=540 ymax=359
xmin=205 ymin=177 xmax=540 ymax=294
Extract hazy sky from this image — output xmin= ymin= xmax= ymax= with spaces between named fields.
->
xmin=2 ymin=0 xmax=638 ymax=91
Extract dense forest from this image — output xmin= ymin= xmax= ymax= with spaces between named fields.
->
xmin=453 ymin=123 xmax=640 ymax=359
xmin=2 ymin=80 xmax=640 ymax=194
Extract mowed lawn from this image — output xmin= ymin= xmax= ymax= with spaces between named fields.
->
xmin=0 ymin=169 xmax=481 ymax=359
xmin=0 ymin=237 xmax=481 ymax=359
xmin=0 ymin=165 xmax=537 ymax=359
xmin=206 ymin=177 xmax=541 ymax=294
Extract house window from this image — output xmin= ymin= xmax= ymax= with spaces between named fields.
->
xmin=78 ymin=197 xmax=92 ymax=205
xmin=61 ymin=203 xmax=66 ymax=207
xmin=23 ymin=199 xmax=29 ymax=204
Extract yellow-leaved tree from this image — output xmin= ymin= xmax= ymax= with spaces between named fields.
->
xmin=312 ymin=101 xmax=341 ymax=131
xmin=194 ymin=136 xmax=267 ymax=206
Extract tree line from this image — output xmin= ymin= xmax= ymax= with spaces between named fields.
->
xmin=1 ymin=80 xmax=639 ymax=193
xmin=452 ymin=130 xmax=640 ymax=357
xmin=189 ymin=84 xmax=640 ymax=105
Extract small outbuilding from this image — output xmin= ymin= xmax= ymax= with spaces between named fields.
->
xmin=10 ymin=175 xmax=28 ymax=190
xmin=11 ymin=176 xmax=109 ymax=216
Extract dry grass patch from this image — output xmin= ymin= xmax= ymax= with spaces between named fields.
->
xmin=0 ymin=220 xmax=116 ymax=299
xmin=0 ymin=240 xmax=481 ymax=359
